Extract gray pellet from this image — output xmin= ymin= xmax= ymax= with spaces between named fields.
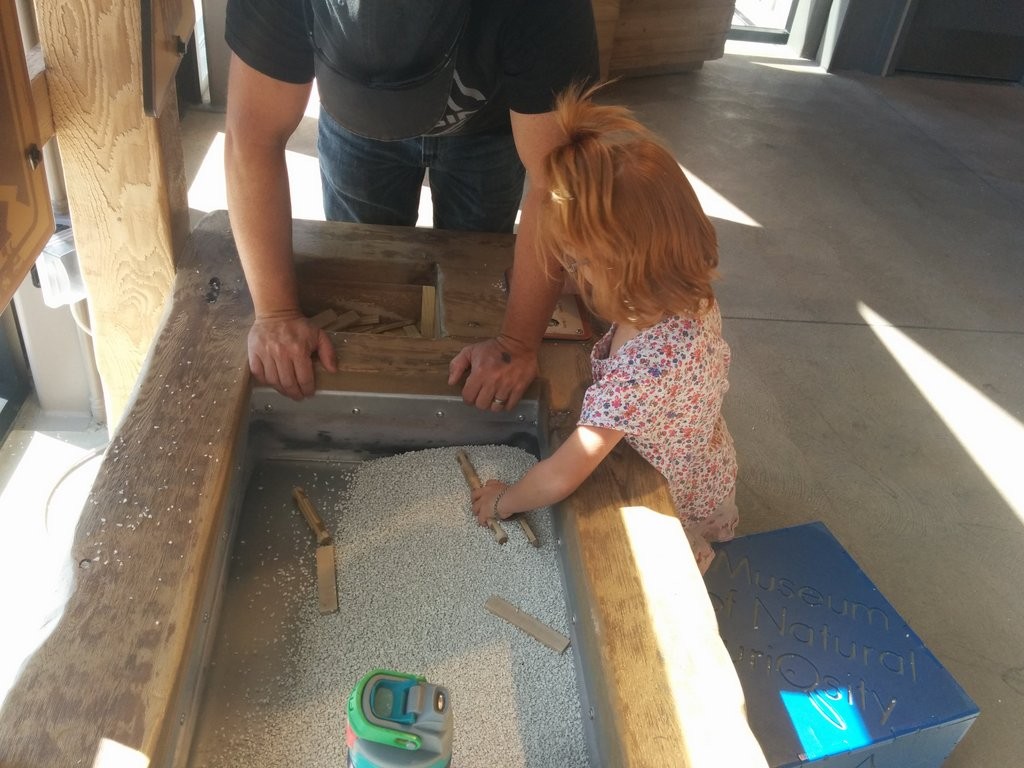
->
xmin=189 ymin=445 xmax=588 ymax=768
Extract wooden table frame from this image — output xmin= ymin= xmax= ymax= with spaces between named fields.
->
xmin=0 ymin=212 xmax=765 ymax=767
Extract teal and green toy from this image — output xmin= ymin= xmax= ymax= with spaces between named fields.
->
xmin=346 ymin=669 xmax=453 ymax=768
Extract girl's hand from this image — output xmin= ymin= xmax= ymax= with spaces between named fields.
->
xmin=472 ymin=480 xmax=510 ymax=526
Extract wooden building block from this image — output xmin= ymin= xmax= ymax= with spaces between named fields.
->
xmin=485 ymin=596 xmax=570 ymax=653
xmin=420 ymin=285 xmax=437 ymax=338
xmin=367 ymin=318 xmax=414 ymax=334
xmin=315 ymin=545 xmax=339 ymax=615
xmin=324 ymin=309 xmax=361 ymax=331
xmin=309 ymin=309 xmax=338 ymax=330
xmin=292 ymin=486 xmax=338 ymax=614
xmin=346 ymin=315 xmax=380 ymax=331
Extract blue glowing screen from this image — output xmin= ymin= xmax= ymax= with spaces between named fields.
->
xmin=780 ymin=688 xmax=872 ymax=760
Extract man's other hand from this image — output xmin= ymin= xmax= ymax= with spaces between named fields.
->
xmin=448 ymin=336 xmax=538 ymax=411
xmin=247 ymin=312 xmax=338 ymax=400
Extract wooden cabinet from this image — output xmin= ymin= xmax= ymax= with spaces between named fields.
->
xmin=0 ymin=0 xmax=53 ymax=310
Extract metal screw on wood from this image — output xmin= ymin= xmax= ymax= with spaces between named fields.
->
xmin=26 ymin=144 xmax=42 ymax=169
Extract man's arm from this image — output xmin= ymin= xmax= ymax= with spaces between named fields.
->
xmin=447 ymin=109 xmax=566 ymax=410
xmin=224 ymin=53 xmax=337 ymax=400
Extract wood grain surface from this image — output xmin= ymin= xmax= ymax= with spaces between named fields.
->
xmin=34 ymin=0 xmax=190 ymax=425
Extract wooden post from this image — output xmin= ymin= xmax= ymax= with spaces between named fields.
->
xmin=34 ymin=0 xmax=189 ymax=427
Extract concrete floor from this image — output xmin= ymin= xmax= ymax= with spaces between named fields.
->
xmin=620 ymin=43 xmax=1022 ymax=767
xmin=2 ymin=41 xmax=1021 ymax=766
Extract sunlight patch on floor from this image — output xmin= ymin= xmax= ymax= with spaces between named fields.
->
xmin=859 ymin=302 xmax=1024 ymax=522
xmin=0 ymin=431 xmax=102 ymax=709
xmin=681 ymin=167 xmax=762 ymax=227
xmin=187 ymin=132 xmax=326 ymax=221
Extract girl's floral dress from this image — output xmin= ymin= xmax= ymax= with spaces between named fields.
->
xmin=579 ymin=302 xmax=739 ymax=572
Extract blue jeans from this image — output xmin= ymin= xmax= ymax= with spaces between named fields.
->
xmin=317 ymin=108 xmax=526 ymax=233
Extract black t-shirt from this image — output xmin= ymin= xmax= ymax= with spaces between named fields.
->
xmin=225 ymin=0 xmax=600 ymax=136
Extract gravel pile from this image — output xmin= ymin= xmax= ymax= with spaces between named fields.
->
xmin=189 ymin=444 xmax=589 ymax=767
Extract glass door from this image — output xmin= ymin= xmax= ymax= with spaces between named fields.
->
xmin=731 ymin=0 xmax=798 ymax=43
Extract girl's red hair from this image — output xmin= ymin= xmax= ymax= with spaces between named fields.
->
xmin=537 ymin=84 xmax=719 ymax=327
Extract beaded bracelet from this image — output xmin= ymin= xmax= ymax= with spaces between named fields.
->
xmin=492 ymin=486 xmax=509 ymax=520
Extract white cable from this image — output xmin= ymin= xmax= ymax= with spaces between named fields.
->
xmin=43 ymin=445 xmax=106 ymax=534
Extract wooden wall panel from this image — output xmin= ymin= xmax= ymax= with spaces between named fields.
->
xmin=35 ymin=0 xmax=189 ymax=426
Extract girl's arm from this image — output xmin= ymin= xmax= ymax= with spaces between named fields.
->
xmin=471 ymin=425 xmax=625 ymax=525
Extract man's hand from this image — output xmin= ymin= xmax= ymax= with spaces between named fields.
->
xmin=248 ymin=312 xmax=338 ymax=400
xmin=448 ymin=336 xmax=538 ymax=411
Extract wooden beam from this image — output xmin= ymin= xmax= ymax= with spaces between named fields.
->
xmin=34 ymin=0 xmax=189 ymax=427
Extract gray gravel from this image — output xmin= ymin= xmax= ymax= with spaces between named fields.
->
xmin=189 ymin=444 xmax=589 ymax=768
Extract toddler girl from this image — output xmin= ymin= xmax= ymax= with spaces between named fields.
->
xmin=471 ymin=85 xmax=738 ymax=573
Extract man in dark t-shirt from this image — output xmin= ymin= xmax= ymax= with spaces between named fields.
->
xmin=224 ymin=0 xmax=599 ymax=409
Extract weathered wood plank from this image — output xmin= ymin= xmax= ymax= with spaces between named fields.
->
xmin=0 ymin=212 xmax=249 ymax=766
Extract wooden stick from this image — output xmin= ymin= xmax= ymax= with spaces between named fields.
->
xmin=517 ymin=516 xmax=540 ymax=548
xmin=402 ymin=324 xmax=422 ymax=338
xmin=455 ymin=449 xmax=483 ymax=490
xmin=454 ymin=450 xmax=508 ymax=545
xmin=485 ymin=596 xmax=570 ymax=653
xmin=292 ymin=486 xmax=332 ymax=545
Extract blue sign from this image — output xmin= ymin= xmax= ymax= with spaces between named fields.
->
xmin=705 ymin=522 xmax=979 ymax=767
